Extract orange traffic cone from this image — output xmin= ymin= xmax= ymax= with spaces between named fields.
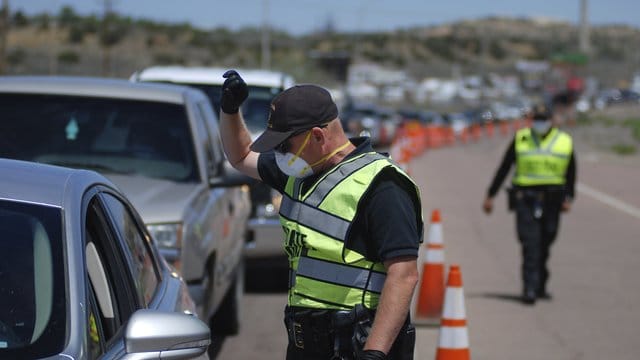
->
xmin=414 ymin=209 xmax=445 ymax=324
xmin=435 ymin=265 xmax=470 ymax=360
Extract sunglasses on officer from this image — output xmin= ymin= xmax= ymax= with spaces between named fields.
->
xmin=275 ymin=124 xmax=328 ymax=154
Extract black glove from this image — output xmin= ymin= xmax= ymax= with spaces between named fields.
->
xmin=357 ymin=350 xmax=387 ymax=360
xmin=220 ymin=69 xmax=248 ymax=114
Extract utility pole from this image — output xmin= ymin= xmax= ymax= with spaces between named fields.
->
xmin=479 ymin=23 xmax=489 ymax=107
xmin=101 ymin=0 xmax=113 ymax=76
xmin=0 ymin=0 xmax=9 ymax=74
xmin=261 ymin=0 xmax=271 ymax=69
xmin=579 ymin=0 xmax=590 ymax=54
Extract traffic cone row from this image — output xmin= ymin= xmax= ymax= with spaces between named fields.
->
xmin=412 ymin=210 xmax=472 ymax=359
xmin=390 ymin=126 xmax=413 ymax=174
xmin=391 ymin=116 xmax=533 ymax=165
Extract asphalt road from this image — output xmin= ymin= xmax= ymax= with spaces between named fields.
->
xmin=213 ymin=131 xmax=640 ymax=360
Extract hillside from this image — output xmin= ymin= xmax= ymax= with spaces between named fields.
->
xmin=3 ymin=9 xmax=640 ymax=87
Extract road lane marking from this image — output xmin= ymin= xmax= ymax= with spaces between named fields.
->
xmin=577 ymin=182 xmax=640 ymax=220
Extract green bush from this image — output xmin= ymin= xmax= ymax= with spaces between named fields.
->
xmin=611 ymin=144 xmax=637 ymax=155
xmin=58 ymin=50 xmax=80 ymax=64
xmin=622 ymin=118 xmax=640 ymax=142
xmin=68 ymin=25 xmax=85 ymax=43
xmin=153 ymin=53 xmax=184 ymax=65
xmin=58 ymin=6 xmax=78 ymax=28
xmin=7 ymin=48 xmax=26 ymax=65
xmin=576 ymin=112 xmax=593 ymax=125
xmin=13 ymin=11 xmax=29 ymax=27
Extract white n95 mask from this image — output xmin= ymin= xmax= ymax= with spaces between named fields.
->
xmin=275 ymin=151 xmax=314 ymax=178
xmin=275 ymin=131 xmax=352 ymax=179
xmin=531 ymin=120 xmax=551 ymax=134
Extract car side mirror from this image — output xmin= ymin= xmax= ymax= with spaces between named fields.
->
xmin=124 ymin=309 xmax=210 ymax=359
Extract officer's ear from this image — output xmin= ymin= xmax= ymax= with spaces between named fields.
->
xmin=311 ymin=126 xmax=326 ymax=143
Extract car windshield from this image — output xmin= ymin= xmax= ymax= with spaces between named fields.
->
xmin=0 ymin=199 xmax=66 ymax=357
xmin=0 ymin=94 xmax=199 ymax=182
xmin=160 ymin=83 xmax=281 ymax=135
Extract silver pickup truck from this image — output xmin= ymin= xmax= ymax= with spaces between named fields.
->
xmin=0 ymin=76 xmax=251 ymax=336
xmin=131 ymin=66 xmax=295 ymax=265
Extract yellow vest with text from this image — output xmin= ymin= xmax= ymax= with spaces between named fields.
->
xmin=513 ymin=127 xmax=573 ymax=186
xmin=279 ymin=152 xmax=423 ymax=310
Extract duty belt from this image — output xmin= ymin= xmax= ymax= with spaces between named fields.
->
xmin=284 ymin=305 xmax=374 ymax=352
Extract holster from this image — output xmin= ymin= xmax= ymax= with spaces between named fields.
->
xmin=506 ymin=187 xmax=516 ymax=211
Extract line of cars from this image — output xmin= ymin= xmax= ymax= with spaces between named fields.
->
xmin=0 ymin=66 xmax=298 ymax=358
xmin=0 ymin=74 xmax=266 ymax=358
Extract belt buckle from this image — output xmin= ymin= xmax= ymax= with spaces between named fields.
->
xmin=293 ymin=321 xmax=304 ymax=349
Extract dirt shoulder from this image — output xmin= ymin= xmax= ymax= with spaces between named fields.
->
xmin=566 ymin=103 xmax=640 ymax=167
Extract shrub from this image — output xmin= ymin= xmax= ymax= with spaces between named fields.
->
xmin=622 ymin=119 xmax=640 ymax=142
xmin=68 ymin=25 xmax=85 ymax=43
xmin=7 ymin=48 xmax=26 ymax=65
xmin=611 ymin=144 xmax=636 ymax=155
xmin=58 ymin=50 xmax=80 ymax=64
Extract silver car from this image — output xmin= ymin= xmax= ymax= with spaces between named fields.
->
xmin=0 ymin=158 xmax=210 ymax=359
xmin=0 ymin=76 xmax=252 ymax=336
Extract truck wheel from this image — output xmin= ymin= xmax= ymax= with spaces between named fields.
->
xmin=211 ymin=261 xmax=244 ymax=336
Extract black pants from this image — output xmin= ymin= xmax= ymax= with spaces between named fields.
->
xmin=284 ymin=307 xmax=415 ymax=360
xmin=514 ymin=190 xmax=562 ymax=293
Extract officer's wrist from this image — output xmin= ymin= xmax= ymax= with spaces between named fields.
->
xmin=358 ymin=349 xmax=387 ymax=360
xmin=221 ymin=105 xmax=240 ymax=114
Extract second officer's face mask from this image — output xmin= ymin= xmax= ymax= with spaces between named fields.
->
xmin=531 ymin=120 xmax=552 ymax=134
xmin=275 ymin=130 xmax=351 ymax=178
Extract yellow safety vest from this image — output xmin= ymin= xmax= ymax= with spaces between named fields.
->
xmin=280 ymin=152 xmax=423 ymax=310
xmin=513 ymin=127 xmax=573 ymax=186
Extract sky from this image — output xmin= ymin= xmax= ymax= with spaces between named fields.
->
xmin=14 ymin=0 xmax=640 ymax=35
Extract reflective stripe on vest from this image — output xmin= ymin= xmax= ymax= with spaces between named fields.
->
xmin=280 ymin=152 xmax=422 ymax=309
xmin=513 ymin=128 xmax=572 ymax=186
xmin=293 ymin=256 xmax=386 ymax=293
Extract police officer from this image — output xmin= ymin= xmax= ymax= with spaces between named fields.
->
xmin=218 ymin=70 xmax=423 ymax=359
xmin=482 ymin=104 xmax=576 ymax=305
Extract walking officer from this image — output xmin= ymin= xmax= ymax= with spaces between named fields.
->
xmin=482 ymin=104 xmax=576 ymax=305
xmin=218 ymin=71 xmax=423 ymax=359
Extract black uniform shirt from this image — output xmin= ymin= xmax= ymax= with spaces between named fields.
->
xmin=487 ymin=129 xmax=577 ymax=199
xmin=257 ymin=137 xmax=422 ymax=262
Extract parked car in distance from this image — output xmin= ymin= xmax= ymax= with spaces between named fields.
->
xmin=131 ymin=66 xmax=295 ymax=262
xmin=443 ymin=112 xmax=470 ymax=136
xmin=340 ymin=101 xmax=400 ymax=147
xmin=398 ymin=109 xmax=446 ymax=127
xmin=594 ymin=88 xmax=640 ymax=109
xmin=0 ymin=158 xmax=210 ymax=359
xmin=0 ymin=76 xmax=251 ymax=336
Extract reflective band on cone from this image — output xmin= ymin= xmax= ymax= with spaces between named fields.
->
xmin=414 ymin=210 xmax=445 ymax=323
xmin=435 ymin=265 xmax=470 ymax=360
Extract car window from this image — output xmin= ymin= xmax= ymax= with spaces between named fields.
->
xmin=0 ymin=200 xmax=65 ymax=358
xmin=100 ymin=193 xmax=160 ymax=306
xmin=0 ymin=93 xmax=199 ymax=182
xmin=85 ymin=197 xmax=136 ymax=342
xmin=241 ymin=86 xmax=281 ymax=134
xmin=196 ymin=101 xmax=225 ymax=173
xmin=86 ymin=286 xmax=105 ymax=359
xmin=192 ymin=101 xmax=217 ymax=178
xmin=142 ymin=81 xmax=280 ymax=135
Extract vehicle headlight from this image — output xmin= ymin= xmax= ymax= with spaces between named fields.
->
xmin=147 ymin=223 xmax=182 ymax=249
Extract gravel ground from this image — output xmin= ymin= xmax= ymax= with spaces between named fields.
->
xmin=567 ymin=103 xmax=640 ymax=166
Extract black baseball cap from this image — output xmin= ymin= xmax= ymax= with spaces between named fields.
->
xmin=250 ymin=84 xmax=338 ymax=152
xmin=532 ymin=103 xmax=552 ymax=121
